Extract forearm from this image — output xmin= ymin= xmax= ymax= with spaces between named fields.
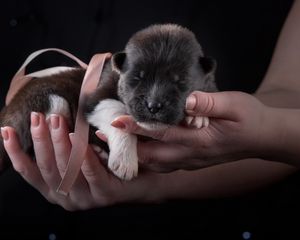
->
xmin=255 ymin=89 xmax=300 ymax=108
xmin=136 ymin=160 xmax=295 ymax=202
xmin=253 ymin=1 xmax=300 ymax=164
xmin=257 ymin=0 xmax=300 ymax=94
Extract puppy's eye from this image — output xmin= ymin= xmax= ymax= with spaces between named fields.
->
xmin=139 ymin=71 xmax=145 ymax=79
xmin=133 ymin=71 xmax=145 ymax=81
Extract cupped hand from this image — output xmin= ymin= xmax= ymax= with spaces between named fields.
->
xmin=111 ymin=91 xmax=269 ymax=172
xmin=1 ymin=113 xmax=160 ymax=211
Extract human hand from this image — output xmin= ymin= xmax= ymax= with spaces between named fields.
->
xmin=1 ymin=113 xmax=162 ymax=211
xmin=110 ymin=91 xmax=271 ymax=172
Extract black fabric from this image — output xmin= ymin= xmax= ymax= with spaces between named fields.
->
xmin=0 ymin=0 xmax=299 ymax=239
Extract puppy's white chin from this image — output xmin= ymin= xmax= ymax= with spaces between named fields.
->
xmin=137 ymin=122 xmax=170 ymax=131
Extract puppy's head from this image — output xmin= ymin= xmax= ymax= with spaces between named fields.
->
xmin=113 ymin=24 xmax=216 ymax=125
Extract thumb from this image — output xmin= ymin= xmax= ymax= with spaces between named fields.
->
xmin=185 ymin=91 xmax=242 ymax=120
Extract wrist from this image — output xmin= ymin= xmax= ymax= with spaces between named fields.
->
xmin=257 ymin=106 xmax=300 ymax=167
xmin=256 ymin=106 xmax=281 ymax=159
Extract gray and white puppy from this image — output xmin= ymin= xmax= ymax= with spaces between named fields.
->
xmin=0 ymin=24 xmax=217 ymax=180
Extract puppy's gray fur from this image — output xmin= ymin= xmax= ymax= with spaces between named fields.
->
xmin=0 ymin=24 xmax=217 ymax=179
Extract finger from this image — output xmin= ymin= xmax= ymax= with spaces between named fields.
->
xmin=111 ymin=115 xmax=200 ymax=144
xmin=82 ymin=145 xmax=109 ymax=185
xmin=111 ymin=115 xmax=167 ymax=140
xmin=65 ymin=134 xmax=95 ymax=208
xmin=185 ymin=91 xmax=242 ymax=120
xmin=1 ymin=126 xmax=49 ymax=194
xmin=81 ymin=145 xmax=113 ymax=200
xmin=46 ymin=133 xmax=94 ymax=211
xmin=31 ymin=112 xmax=61 ymax=189
xmin=49 ymin=114 xmax=71 ymax=177
xmin=138 ymin=141 xmax=216 ymax=172
xmin=138 ymin=141 xmax=190 ymax=167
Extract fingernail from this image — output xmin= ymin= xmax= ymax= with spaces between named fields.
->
xmin=69 ymin=133 xmax=75 ymax=144
xmin=50 ymin=114 xmax=59 ymax=130
xmin=69 ymin=133 xmax=75 ymax=139
xmin=95 ymin=130 xmax=102 ymax=137
xmin=186 ymin=94 xmax=196 ymax=111
xmin=95 ymin=130 xmax=108 ymax=142
xmin=111 ymin=120 xmax=126 ymax=129
xmin=31 ymin=112 xmax=40 ymax=127
xmin=1 ymin=127 xmax=9 ymax=141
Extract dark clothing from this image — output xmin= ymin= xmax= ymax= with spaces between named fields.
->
xmin=0 ymin=0 xmax=298 ymax=239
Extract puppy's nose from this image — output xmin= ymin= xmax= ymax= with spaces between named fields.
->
xmin=146 ymin=101 xmax=163 ymax=114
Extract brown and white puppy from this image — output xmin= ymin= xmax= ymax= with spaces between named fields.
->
xmin=0 ymin=24 xmax=217 ymax=180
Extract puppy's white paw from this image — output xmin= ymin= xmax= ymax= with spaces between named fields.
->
xmin=87 ymin=99 xmax=138 ymax=180
xmin=185 ymin=116 xmax=209 ymax=128
xmin=108 ymin=147 xmax=138 ymax=180
xmin=108 ymin=134 xmax=138 ymax=180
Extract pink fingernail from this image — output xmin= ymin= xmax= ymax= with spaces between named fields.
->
xmin=111 ymin=120 xmax=126 ymax=129
xmin=31 ymin=112 xmax=40 ymax=127
xmin=69 ymin=133 xmax=75 ymax=145
xmin=186 ymin=94 xmax=196 ymax=111
xmin=1 ymin=127 xmax=9 ymax=141
xmin=95 ymin=130 xmax=108 ymax=142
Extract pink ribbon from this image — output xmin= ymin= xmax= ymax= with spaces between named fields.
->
xmin=6 ymin=48 xmax=111 ymax=195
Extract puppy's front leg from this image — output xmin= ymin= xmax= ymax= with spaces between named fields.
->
xmin=87 ymin=99 xmax=138 ymax=180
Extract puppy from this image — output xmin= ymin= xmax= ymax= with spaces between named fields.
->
xmin=0 ymin=24 xmax=217 ymax=180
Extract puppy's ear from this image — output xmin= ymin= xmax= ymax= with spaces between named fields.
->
xmin=199 ymin=56 xmax=218 ymax=91
xmin=199 ymin=56 xmax=217 ymax=76
xmin=112 ymin=52 xmax=126 ymax=74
